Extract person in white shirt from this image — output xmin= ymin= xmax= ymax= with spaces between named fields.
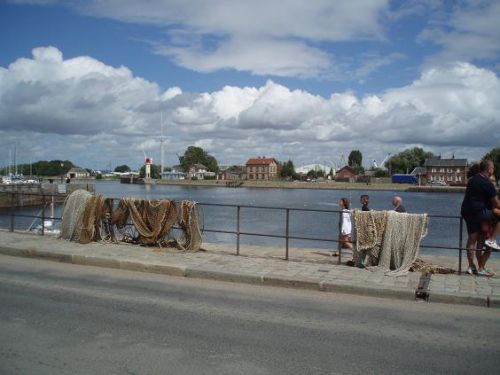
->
xmin=332 ymin=197 xmax=353 ymax=257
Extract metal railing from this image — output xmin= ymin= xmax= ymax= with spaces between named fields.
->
xmin=0 ymin=191 xmax=471 ymax=274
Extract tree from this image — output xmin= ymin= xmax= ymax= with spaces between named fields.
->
xmin=348 ymin=150 xmax=362 ymax=168
xmin=373 ymin=168 xmax=389 ymax=177
xmin=114 ymin=165 xmax=131 ymax=173
xmin=179 ymin=146 xmax=218 ymax=173
xmin=306 ymin=169 xmax=324 ymax=179
xmin=279 ymin=160 xmax=298 ymax=180
xmin=387 ymin=147 xmax=434 ymax=174
xmin=0 ymin=160 xmax=74 ymax=176
xmin=482 ymin=147 xmax=500 ymax=179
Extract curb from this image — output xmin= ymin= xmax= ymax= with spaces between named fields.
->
xmin=0 ymin=246 xmax=497 ymax=308
xmin=428 ymin=291 xmax=489 ymax=307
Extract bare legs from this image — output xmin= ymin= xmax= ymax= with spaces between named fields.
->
xmin=466 ymin=232 xmax=478 ymax=270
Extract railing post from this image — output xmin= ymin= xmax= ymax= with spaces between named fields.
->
xmin=41 ymin=194 xmax=46 ymax=235
xmin=458 ymin=217 xmax=463 ymax=275
xmin=285 ymin=208 xmax=290 ymax=260
xmin=9 ymin=192 xmax=15 ymax=232
xmin=236 ymin=205 xmax=240 ymax=256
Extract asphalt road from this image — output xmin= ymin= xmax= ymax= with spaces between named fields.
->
xmin=0 ymin=255 xmax=499 ymax=375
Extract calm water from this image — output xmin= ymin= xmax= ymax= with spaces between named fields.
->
xmin=2 ymin=180 xmax=482 ymax=257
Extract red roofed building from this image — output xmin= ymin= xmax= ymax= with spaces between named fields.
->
xmin=245 ymin=157 xmax=279 ymax=180
xmin=335 ymin=166 xmax=358 ymax=182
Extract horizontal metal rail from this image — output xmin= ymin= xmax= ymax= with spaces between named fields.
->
xmin=1 ymin=191 xmax=486 ymax=274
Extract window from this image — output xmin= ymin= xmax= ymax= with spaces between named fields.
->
xmin=431 ymin=168 xmax=436 ymax=172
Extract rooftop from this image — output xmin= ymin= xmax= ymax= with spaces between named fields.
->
xmin=424 ymin=158 xmax=467 ymax=167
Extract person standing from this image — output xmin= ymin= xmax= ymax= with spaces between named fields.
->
xmin=392 ymin=196 xmax=406 ymax=212
xmin=360 ymin=194 xmax=370 ymax=211
xmin=332 ymin=197 xmax=353 ymax=257
xmin=461 ymin=159 xmax=500 ymax=277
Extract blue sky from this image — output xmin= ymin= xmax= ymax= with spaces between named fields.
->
xmin=0 ymin=0 xmax=499 ymax=170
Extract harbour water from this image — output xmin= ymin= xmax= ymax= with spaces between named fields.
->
xmin=0 ymin=180 xmax=476 ymax=257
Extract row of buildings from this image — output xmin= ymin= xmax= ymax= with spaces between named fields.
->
xmin=60 ymin=155 xmax=470 ymax=185
xmin=161 ymin=157 xmax=278 ymax=181
xmin=161 ymin=156 xmax=471 ymax=185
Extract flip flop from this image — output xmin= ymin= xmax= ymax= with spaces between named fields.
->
xmin=484 ymin=269 xmax=495 ymax=276
xmin=477 ymin=269 xmax=493 ymax=277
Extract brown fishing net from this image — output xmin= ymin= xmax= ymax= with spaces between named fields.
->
xmin=111 ymin=197 xmax=178 ymax=246
xmin=61 ymin=191 xmax=202 ymax=250
xmin=177 ymin=200 xmax=202 ymax=251
xmin=410 ymin=258 xmax=455 ymax=274
xmin=79 ymin=195 xmax=113 ymax=244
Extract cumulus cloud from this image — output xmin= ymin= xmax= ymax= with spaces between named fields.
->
xmin=0 ymin=47 xmax=497 ymax=169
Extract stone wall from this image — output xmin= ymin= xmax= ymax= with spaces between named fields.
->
xmin=0 ymin=183 xmax=95 ymax=208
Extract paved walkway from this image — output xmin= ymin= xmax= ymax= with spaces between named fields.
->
xmin=0 ymin=230 xmax=499 ymax=308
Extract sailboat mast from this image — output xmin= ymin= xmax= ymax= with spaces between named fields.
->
xmin=8 ymin=149 xmax=11 ymax=176
xmin=160 ymin=112 xmax=165 ymax=175
xmin=14 ymin=143 xmax=17 ymax=176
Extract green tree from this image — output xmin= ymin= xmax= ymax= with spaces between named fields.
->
xmin=139 ymin=164 xmax=161 ymax=179
xmin=306 ymin=169 xmax=324 ymax=179
xmin=279 ymin=160 xmax=298 ymax=180
xmin=5 ymin=160 xmax=75 ymax=176
xmin=114 ymin=164 xmax=131 ymax=173
xmin=348 ymin=150 xmax=362 ymax=167
xmin=373 ymin=168 xmax=389 ymax=177
xmin=387 ymin=147 xmax=434 ymax=174
xmin=482 ymin=147 xmax=500 ymax=179
xmin=179 ymin=146 xmax=218 ymax=173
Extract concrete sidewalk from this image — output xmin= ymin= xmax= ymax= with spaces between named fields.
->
xmin=0 ymin=230 xmax=499 ymax=308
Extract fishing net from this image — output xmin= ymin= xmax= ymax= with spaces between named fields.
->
xmin=353 ymin=210 xmax=388 ymax=266
xmin=111 ymin=197 xmax=178 ymax=246
xmin=410 ymin=258 xmax=455 ymax=274
xmin=353 ymin=210 xmax=428 ymax=276
xmin=62 ymin=193 xmax=202 ymax=250
xmin=371 ymin=211 xmax=428 ymax=276
xmin=60 ymin=189 xmax=93 ymax=241
xmin=177 ymin=200 xmax=202 ymax=251
xmin=79 ymin=195 xmax=113 ymax=244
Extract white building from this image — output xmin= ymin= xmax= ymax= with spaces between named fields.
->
xmin=295 ymin=164 xmax=331 ymax=175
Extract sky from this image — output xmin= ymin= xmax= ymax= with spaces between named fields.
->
xmin=0 ymin=0 xmax=499 ymax=171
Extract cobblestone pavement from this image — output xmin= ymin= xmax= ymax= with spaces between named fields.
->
xmin=0 ymin=230 xmax=498 ymax=307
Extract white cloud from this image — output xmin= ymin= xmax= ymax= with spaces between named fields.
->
xmin=75 ymin=0 xmax=389 ymax=78
xmin=418 ymin=1 xmax=500 ymax=65
xmin=0 ymin=47 xmax=497 ymax=169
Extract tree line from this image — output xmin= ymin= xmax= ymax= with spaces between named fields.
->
xmin=0 ymin=160 xmax=76 ymax=176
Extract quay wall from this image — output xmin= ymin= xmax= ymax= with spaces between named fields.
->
xmin=0 ymin=183 xmax=95 ymax=208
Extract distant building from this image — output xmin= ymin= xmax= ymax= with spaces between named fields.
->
xmin=295 ymin=164 xmax=330 ymax=175
xmin=160 ymin=165 xmax=185 ymax=180
xmin=218 ymin=165 xmax=246 ymax=180
xmin=334 ymin=166 xmax=357 ymax=182
xmin=66 ymin=167 xmax=90 ymax=179
xmin=245 ymin=157 xmax=279 ymax=180
xmin=424 ymin=158 xmax=468 ymax=185
xmin=188 ymin=164 xmax=216 ymax=180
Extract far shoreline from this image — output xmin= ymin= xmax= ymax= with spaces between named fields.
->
xmin=149 ymin=179 xmax=466 ymax=193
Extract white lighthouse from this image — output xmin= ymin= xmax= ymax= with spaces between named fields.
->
xmin=144 ymin=156 xmax=153 ymax=182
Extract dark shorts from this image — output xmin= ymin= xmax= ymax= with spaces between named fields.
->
xmin=463 ymin=209 xmax=499 ymax=235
